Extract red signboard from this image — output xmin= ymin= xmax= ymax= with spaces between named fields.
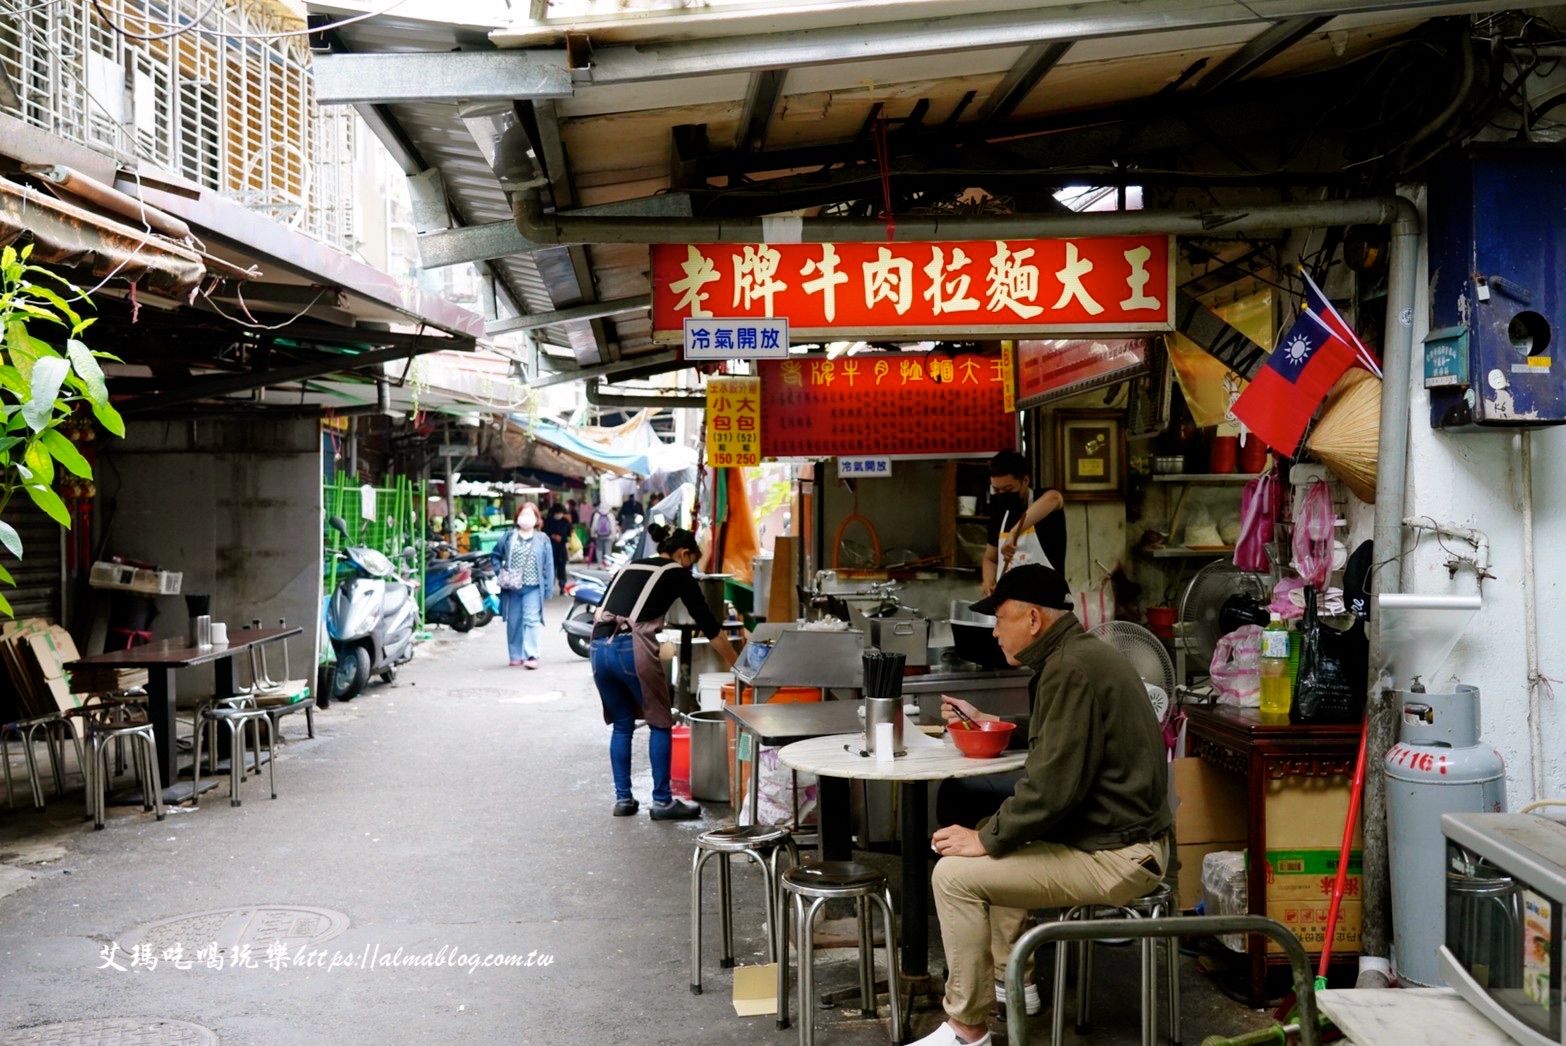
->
xmin=652 ymin=238 xmax=1174 ymax=340
xmin=760 ymin=353 xmax=1014 ymax=459
xmin=1015 ymin=338 xmax=1149 ymax=409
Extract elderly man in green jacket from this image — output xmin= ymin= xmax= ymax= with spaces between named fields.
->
xmin=913 ymin=564 xmax=1172 ymax=1046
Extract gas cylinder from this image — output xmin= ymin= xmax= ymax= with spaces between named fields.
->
xmin=1384 ymin=683 xmax=1506 ymax=986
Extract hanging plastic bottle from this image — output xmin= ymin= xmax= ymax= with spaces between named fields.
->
xmin=1260 ymin=612 xmax=1292 ymax=716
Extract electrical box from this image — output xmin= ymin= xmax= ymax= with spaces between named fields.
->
xmin=1426 ymin=145 xmax=1566 ymax=429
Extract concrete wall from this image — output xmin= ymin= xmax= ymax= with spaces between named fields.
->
xmin=96 ymin=417 xmax=323 ymax=691
xmin=1399 ymin=187 xmax=1565 ymax=809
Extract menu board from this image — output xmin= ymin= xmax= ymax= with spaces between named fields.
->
xmin=1014 ymin=338 xmax=1149 ymax=409
xmin=759 ymin=353 xmax=1014 ymax=459
xmin=706 ymin=376 xmax=761 ymax=466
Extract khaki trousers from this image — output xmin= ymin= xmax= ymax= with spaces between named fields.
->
xmin=930 ymin=837 xmax=1167 ymax=1026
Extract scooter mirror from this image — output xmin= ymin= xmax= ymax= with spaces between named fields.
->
xmin=400 ymin=547 xmax=419 ymax=561
xmin=328 ymin=515 xmax=350 ymax=537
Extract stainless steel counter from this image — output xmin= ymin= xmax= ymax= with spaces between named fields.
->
xmin=901 ymin=666 xmax=1033 ymax=718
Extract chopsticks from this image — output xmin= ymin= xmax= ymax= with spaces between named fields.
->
xmin=861 ymin=647 xmax=906 ymax=700
xmin=949 ymin=702 xmax=979 ymax=731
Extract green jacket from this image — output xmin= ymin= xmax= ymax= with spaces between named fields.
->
xmin=979 ymin=612 xmax=1172 ymax=856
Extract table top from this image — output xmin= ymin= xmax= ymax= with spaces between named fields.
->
xmin=67 ymin=627 xmax=302 ymax=669
xmin=778 ymin=732 xmax=1027 ymax=782
xmin=1315 ymin=988 xmax=1517 ymax=1046
xmin=725 ymin=700 xmax=869 ymax=745
xmin=1182 ymin=701 xmax=1363 ymax=744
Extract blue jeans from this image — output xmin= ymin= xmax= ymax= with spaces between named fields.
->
xmin=590 ymin=633 xmax=672 ymax=804
xmin=501 ymin=585 xmax=544 ymax=661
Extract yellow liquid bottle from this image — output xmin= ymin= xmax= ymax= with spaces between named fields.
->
xmin=1259 ymin=612 xmax=1292 ymax=716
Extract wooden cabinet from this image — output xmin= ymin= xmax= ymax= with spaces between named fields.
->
xmin=1182 ymin=703 xmax=1363 ymax=1005
xmin=940 ymin=460 xmax=992 ymax=567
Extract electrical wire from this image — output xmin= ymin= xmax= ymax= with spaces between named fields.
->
xmin=0 ymin=0 xmax=68 ymax=16
xmin=88 ymin=0 xmax=223 ymax=42
xmin=197 ymin=284 xmax=329 ymax=331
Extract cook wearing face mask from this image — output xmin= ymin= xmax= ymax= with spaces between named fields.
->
xmin=492 ymin=502 xmax=554 ymax=667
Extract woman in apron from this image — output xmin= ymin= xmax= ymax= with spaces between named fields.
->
xmin=590 ymin=525 xmax=738 ymax=820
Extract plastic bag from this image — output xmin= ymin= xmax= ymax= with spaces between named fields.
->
xmin=1292 ymin=586 xmax=1368 ymax=724
xmin=1210 ymin=624 xmax=1263 ymax=706
xmin=567 ymin=529 xmax=584 ymax=559
xmin=1232 ymin=471 xmax=1278 ymax=572
xmin=741 ymin=745 xmax=818 ymax=829
xmin=1292 ymin=479 xmax=1336 ymax=588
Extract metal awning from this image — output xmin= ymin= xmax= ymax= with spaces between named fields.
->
xmin=0 ymin=177 xmax=205 ymax=299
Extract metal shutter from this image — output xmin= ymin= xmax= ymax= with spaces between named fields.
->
xmin=4 ymin=501 xmax=65 ymax=622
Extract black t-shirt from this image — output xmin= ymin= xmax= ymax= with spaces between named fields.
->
xmin=986 ymin=490 xmax=1067 ymax=573
xmin=592 ymin=557 xmax=721 ymax=639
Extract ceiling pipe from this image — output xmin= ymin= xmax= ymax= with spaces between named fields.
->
xmin=487 ymin=294 xmax=651 ymax=336
xmin=585 ymin=379 xmax=706 ymax=409
xmin=514 ymin=190 xmax=1412 ymax=244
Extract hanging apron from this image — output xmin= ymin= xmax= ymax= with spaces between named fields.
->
xmin=996 ymin=509 xmax=1054 ymax=576
xmin=594 ymin=561 xmax=685 ymax=729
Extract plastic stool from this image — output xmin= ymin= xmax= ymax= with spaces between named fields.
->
xmin=778 ymin=861 xmax=902 ymax=1046
xmin=84 ymin=719 xmax=163 ymax=830
xmin=1052 ymin=881 xmax=1181 ymax=1046
xmin=194 ymin=705 xmax=275 ymax=807
xmin=690 ymin=824 xmax=799 ymax=994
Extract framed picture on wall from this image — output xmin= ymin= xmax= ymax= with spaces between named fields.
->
xmin=1053 ymin=410 xmax=1126 ymax=501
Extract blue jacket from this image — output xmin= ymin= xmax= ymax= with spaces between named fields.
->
xmin=492 ymin=528 xmax=554 ymax=594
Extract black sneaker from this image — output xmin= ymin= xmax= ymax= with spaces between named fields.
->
xmin=649 ymin=798 xmax=701 ymax=821
xmin=613 ymin=798 xmax=640 ymax=817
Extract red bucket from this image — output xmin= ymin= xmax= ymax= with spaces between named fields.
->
xmin=671 ymin=723 xmax=691 ymax=791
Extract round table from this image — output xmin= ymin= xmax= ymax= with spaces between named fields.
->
xmin=778 ymin=731 xmax=1027 ymax=1024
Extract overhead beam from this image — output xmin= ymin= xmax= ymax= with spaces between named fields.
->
xmin=736 ymin=69 xmax=787 ymax=153
xmin=486 ymin=295 xmax=651 ymax=335
xmin=975 ymin=42 xmax=1071 ymax=126
xmin=1192 ymin=16 xmax=1331 ymax=95
xmin=312 ymin=51 xmax=572 ymax=105
xmin=122 ymin=341 xmax=454 ymax=415
xmin=528 ymin=350 xmax=679 ymax=388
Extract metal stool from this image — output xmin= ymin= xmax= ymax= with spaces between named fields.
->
xmin=690 ymin=824 xmax=800 ymax=994
xmin=2 ymin=713 xmax=81 ymax=809
xmin=1051 ymin=881 xmax=1181 ymax=1046
xmin=778 ymin=861 xmax=902 ymax=1046
xmin=84 ymin=718 xmax=163 ymax=830
xmin=194 ymin=705 xmax=275 ymax=807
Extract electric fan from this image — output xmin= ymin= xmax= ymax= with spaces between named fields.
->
xmin=1176 ymin=560 xmax=1270 ymax=680
xmin=1086 ymin=620 xmax=1177 ymax=722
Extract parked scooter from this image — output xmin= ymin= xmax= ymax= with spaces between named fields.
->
xmin=325 ymin=516 xmax=418 ymax=700
xmin=438 ymin=544 xmax=500 ymax=627
xmin=423 ymin=541 xmax=485 ymax=632
xmin=562 ymin=567 xmax=610 ymax=658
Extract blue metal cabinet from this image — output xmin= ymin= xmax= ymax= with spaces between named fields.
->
xmin=1427 ymin=145 xmax=1566 ymax=429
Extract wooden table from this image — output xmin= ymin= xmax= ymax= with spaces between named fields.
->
xmin=1182 ymin=702 xmax=1362 ymax=1005
xmin=778 ymin=733 xmax=1026 ymax=1000
xmin=67 ymin=627 xmax=302 ymax=801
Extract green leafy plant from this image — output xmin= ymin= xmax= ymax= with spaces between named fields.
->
xmin=0 ymin=243 xmax=124 ymax=616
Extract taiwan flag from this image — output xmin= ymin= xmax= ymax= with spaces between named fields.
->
xmin=1230 ymin=310 xmax=1358 ymax=456
xmin=1301 ymin=269 xmax=1382 ymax=377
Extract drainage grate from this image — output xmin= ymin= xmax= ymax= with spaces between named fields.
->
xmin=116 ymin=905 xmax=349 ymax=959
xmin=0 ymin=1017 xmax=217 ymax=1045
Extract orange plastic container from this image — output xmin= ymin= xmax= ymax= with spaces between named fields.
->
xmin=671 ymin=723 xmax=691 ymax=781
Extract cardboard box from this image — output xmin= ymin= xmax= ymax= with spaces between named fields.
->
xmin=1256 ymin=848 xmax=1363 ymax=901
xmin=1178 ymin=840 xmax=1245 ymax=910
xmin=1263 ymin=775 xmax=1362 ymax=850
xmin=1266 ymin=899 xmax=1361 ymax=955
xmin=1173 ymin=757 xmax=1248 ymax=843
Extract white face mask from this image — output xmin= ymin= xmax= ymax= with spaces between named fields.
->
xmin=517 ymin=513 xmax=537 ymax=532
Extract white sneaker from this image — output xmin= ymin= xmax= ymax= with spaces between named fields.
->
xmin=909 ymin=1023 xmax=992 ymax=1046
xmin=993 ymin=979 xmax=1041 ymax=1015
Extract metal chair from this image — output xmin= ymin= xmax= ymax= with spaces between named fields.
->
xmin=689 ymin=824 xmax=799 ymax=995
xmin=82 ymin=709 xmax=163 ymax=830
xmin=247 ymin=617 xmax=314 ymax=739
xmin=2 ymin=713 xmax=81 ymax=809
xmin=1051 ymin=881 xmax=1181 ymax=1046
xmin=778 ymin=861 xmax=902 ymax=1046
xmin=193 ymin=704 xmax=275 ymax=807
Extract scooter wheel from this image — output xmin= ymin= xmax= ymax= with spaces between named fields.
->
xmin=379 ymin=666 xmax=398 ymax=684
xmin=473 ymin=609 xmax=494 ymax=628
xmin=450 ymin=608 xmax=475 ymax=633
xmin=332 ymin=646 xmax=371 ymax=701
xmin=567 ymin=631 xmax=591 ymax=658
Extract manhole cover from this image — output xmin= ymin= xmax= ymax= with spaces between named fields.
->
xmin=116 ymin=905 xmax=348 ymax=960
xmin=0 ymin=1017 xmax=216 ymax=1045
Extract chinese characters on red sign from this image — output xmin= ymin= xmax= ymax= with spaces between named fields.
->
xmin=706 ymin=376 xmax=761 ymax=467
xmin=1015 ymin=339 xmax=1149 ymax=409
xmin=760 ymin=354 xmax=1014 ymax=459
xmin=652 ymin=238 xmax=1174 ymax=339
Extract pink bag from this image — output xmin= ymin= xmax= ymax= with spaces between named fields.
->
xmin=1232 ymin=471 xmax=1278 ymax=572
xmin=1292 ymin=479 xmax=1335 ymax=588
xmin=1210 ymin=624 xmax=1263 ymax=706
